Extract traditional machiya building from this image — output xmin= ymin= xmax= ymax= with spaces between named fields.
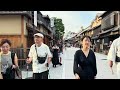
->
xmin=91 ymin=13 xmax=102 ymax=28
xmin=0 ymin=11 xmax=54 ymax=70
xmin=27 ymin=11 xmax=54 ymax=48
xmin=76 ymin=13 xmax=102 ymax=51
xmin=64 ymin=31 xmax=77 ymax=46
xmin=0 ymin=11 xmax=32 ymax=49
xmin=80 ymin=26 xmax=92 ymax=37
xmin=0 ymin=11 xmax=53 ymax=49
xmin=78 ymin=26 xmax=92 ymax=47
xmin=91 ymin=25 xmax=101 ymax=52
xmin=74 ymin=27 xmax=87 ymax=48
xmin=36 ymin=12 xmax=54 ymax=47
xmin=85 ymin=28 xmax=93 ymax=37
xmin=91 ymin=13 xmax=102 ymax=52
xmin=74 ymin=33 xmax=81 ymax=47
xmin=99 ymin=11 xmax=120 ymax=54
xmin=0 ymin=11 xmax=54 ymax=62
xmin=71 ymin=34 xmax=78 ymax=47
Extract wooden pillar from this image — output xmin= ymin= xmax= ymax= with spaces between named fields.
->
xmin=21 ymin=15 xmax=24 ymax=48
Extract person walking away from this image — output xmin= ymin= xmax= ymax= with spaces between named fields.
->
xmin=26 ymin=33 xmax=52 ymax=79
xmin=73 ymin=35 xmax=97 ymax=79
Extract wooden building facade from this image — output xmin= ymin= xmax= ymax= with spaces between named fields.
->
xmin=0 ymin=11 xmax=54 ymax=49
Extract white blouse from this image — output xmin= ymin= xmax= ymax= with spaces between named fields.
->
xmin=107 ymin=37 xmax=120 ymax=62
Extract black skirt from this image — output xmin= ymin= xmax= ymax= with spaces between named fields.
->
xmin=52 ymin=49 xmax=59 ymax=65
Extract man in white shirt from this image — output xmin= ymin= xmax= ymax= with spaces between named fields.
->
xmin=107 ymin=37 xmax=120 ymax=79
xmin=26 ymin=33 xmax=52 ymax=79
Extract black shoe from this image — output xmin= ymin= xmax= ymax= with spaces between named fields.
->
xmin=59 ymin=63 xmax=62 ymax=65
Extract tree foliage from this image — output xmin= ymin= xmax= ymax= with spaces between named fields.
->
xmin=53 ymin=17 xmax=65 ymax=41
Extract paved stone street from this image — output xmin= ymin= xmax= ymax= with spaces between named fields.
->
xmin=22 ymin=55 xmax=64 ymax=79
xmin=22 ymin=47 xmax=118 ymax=79
xmin=63 ymin=47 xmax=117 ymax=79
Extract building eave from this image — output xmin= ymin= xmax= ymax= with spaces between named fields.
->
xmin=0 ymin=11 xmax=32 ymax=18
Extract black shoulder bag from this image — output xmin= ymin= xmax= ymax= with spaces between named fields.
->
xmin=35 ymin=45 xmax=47 ymax=64
xmin=116 ymin=56 xmax=120 ymax=62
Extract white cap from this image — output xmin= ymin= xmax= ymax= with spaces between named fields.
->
xmin=34 ymin=33 xmax=44 ymax=38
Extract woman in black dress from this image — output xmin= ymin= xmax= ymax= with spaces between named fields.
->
xmin=52 ymin=44 xmax=60 ymax=67
xmin=73 ymin=35 xmax=97 ymax=79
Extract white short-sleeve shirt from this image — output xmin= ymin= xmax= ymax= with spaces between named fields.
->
xmin=28 ymin=43 xmax=52 ymax=73
xmin=107 ymin=37 xmax=120 ymax=62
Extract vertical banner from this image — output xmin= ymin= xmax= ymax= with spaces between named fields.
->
xmin=50 ymin=18 xmax=54 ymax=27
xmin=34 ymin=11 xmax=37 ymax=27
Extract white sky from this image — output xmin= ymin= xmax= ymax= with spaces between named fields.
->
xmin=41 ymin=11 xmax=105 ymax=36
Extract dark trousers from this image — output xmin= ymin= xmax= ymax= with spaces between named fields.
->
xmin=1 ymin=69 xmax=15 ymax=79
xmin=2 ymin=74 xmax=8 ymax=79
xmin=33 ymin=70 xmax=48 ymax=79
xmin=2 ymin=73 xmax=15 ymax=79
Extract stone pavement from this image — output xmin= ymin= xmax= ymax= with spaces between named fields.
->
xmin=63 ymin=47 xmax=79 ymax=79
xmin=63 ymin=47 xmax=118 ymax=79
xmin=22 ymin=56 xmax=64 ymax=79
xmin=22 ymin=47 xmax=118 ymax=79
xmin=95 ymin=53 xmax=117 ymax=79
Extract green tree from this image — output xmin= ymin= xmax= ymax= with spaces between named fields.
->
xmin=53 ymin=17 xmax=65 ymax=41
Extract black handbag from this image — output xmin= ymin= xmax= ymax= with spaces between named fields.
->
xmin=5 ymin=66 xmax=15 ymax=79
xmin=35 ymin=45 xmax=47 ymax=64
xmin=116 ymin=56 xmax=120 ymax=62
xmin=5 ymin=66 xmax=22 ymax=79
xmin=37 ymin=55 xmax=47 ymax=64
